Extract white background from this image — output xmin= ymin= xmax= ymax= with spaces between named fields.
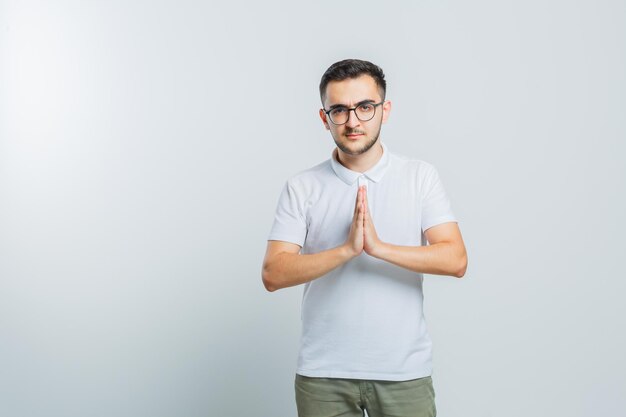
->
xmin=1 ymin=1 xmax=624 ymax=416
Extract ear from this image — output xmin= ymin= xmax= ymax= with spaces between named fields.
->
xmin=319 ymin=108 xmax=331 ymax=130
xmin=381 ymin=100 xmax=392 ymax=124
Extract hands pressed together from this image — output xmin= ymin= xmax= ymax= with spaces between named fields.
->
xmin=344 ymin=185 xmax=385 ymax=259
xmin=263 ymin=183 xmax=465 ymax=292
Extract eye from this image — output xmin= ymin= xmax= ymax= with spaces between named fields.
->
xmin=359 ymin=103 xmax=374 ymax=112
xmin=330 ymin=107 xmax=347 ymax=115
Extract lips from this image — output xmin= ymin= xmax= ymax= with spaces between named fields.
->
xmin=345 ymin=132 xmax=364 ymax=140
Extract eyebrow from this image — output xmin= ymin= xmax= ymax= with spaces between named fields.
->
xmin=327 ymin=99 xmax=377 ymax=110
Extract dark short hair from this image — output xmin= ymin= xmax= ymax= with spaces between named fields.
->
xmin=319 ymin=59 xmax=386 ymax=103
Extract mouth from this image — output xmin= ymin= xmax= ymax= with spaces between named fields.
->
xmin=345 ymin=132 xmax=365 ymax=140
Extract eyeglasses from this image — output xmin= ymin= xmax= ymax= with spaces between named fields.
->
xmin=323 ymin=101 xmax=385 ymax=125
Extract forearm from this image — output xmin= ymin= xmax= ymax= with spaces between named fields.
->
xmin=374 ymin=241 xmax=467 ymax=278
xmin=263 ymin=245 xmax=355 ymax=291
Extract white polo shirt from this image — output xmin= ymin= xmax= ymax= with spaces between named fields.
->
xmin=268 ymin=142 xmax=457 ymax=381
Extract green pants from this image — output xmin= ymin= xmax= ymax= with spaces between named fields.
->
xmin=295 ymin=374 xmax=436 ymax=417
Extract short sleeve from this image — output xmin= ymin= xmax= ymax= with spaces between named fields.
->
xmin=267 ymin=181 xmax=308 ymax=247
xmin=421 ymin=164 xmax=457 ymax=232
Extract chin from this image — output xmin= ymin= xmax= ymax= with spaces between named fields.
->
xmin=338 ymin=142 xmax=366 ymax=155
xmin=339 ymin=138 xmax=378 ymax=156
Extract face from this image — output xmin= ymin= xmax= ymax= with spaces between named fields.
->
xmin=319 ymin=74 xmax=391 ymax=156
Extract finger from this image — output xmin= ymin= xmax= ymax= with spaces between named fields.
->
xmin=354 ymin=198 xmax=363 ymax=224
xmin=353 ymin=186 xmax=362 ymax=216
xmin=364 ymin=202 xmax=372 ymax=223
xmin=358 ymin=186 xmax=366 ymax=214
xmin=357 ymin=202 xmax=364 ymax=226
xmin=363 ymin=188 xmax=369 ymax=213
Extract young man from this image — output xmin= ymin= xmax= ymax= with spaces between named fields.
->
xmin=262 ymin=59 xmax=467 ymax=417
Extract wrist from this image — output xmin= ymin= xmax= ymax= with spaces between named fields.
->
xmin=340 ymin=243 xmax=359 ymax=260
xmin=370 ymin=240 xmax=388 ymax=259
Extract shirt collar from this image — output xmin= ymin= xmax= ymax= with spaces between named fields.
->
xmin=330 ymin=142 xmax=391 ymax=185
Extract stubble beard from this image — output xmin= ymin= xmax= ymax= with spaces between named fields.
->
xmin=332 ymin=123 xmax=383 ymax=156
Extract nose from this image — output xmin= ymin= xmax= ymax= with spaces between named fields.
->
xmin=345 ymin=108 xmax=360 ymax=128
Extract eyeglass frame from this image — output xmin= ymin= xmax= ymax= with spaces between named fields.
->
xmin=322 ymin=100 xmax=386 ymax=125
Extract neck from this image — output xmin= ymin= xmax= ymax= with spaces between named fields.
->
xmin=336 ymin=142 xmax=384 ymax=173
